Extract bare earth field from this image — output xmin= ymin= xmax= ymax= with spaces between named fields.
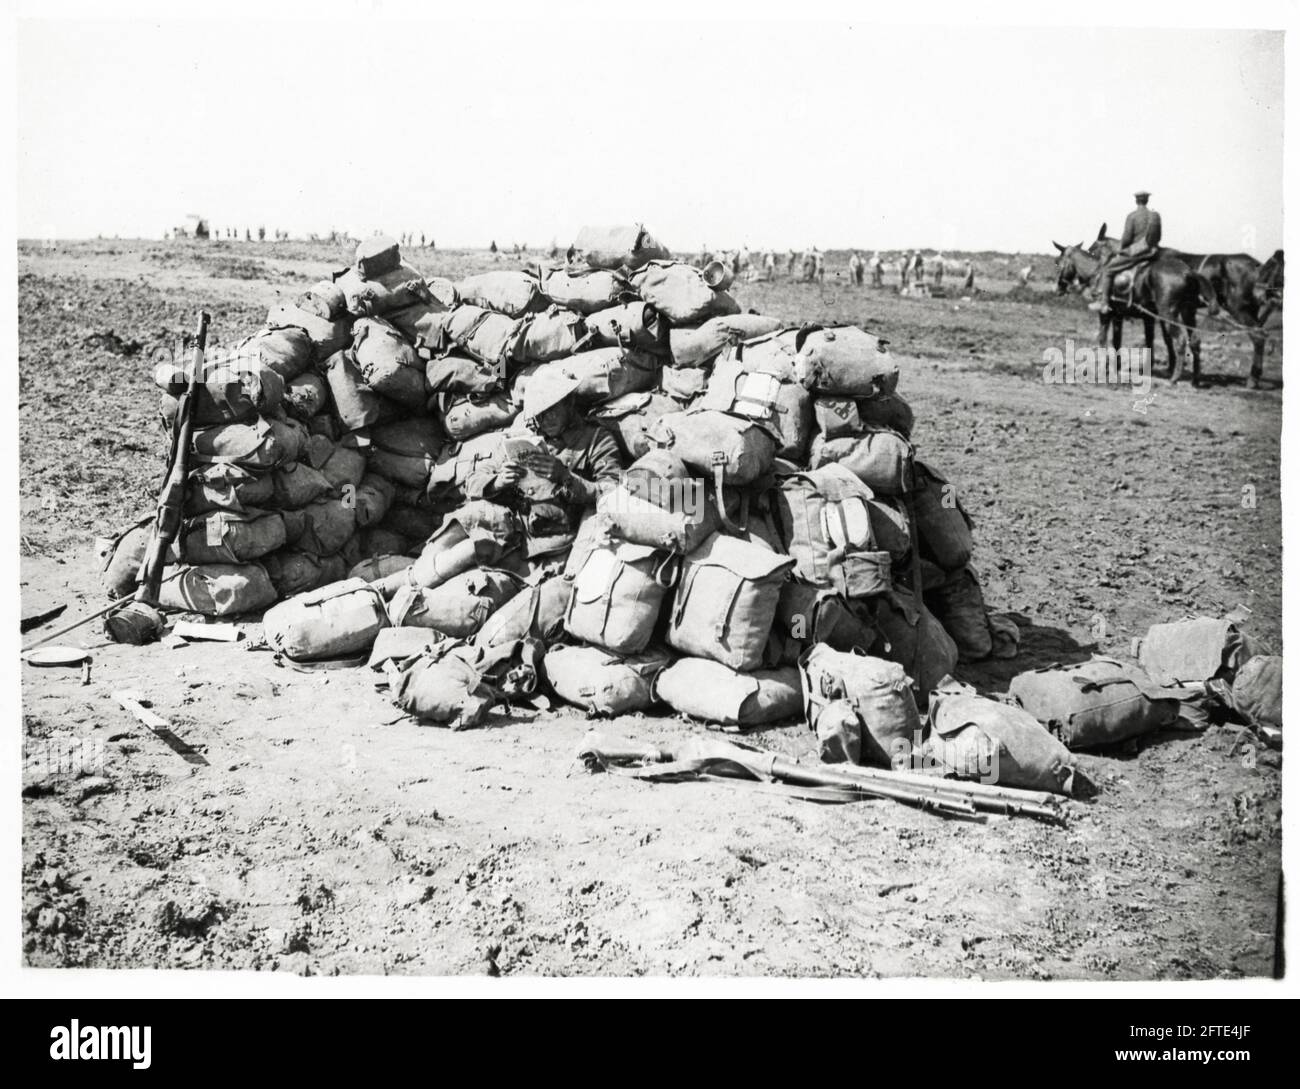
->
xmin=18 ymin=240 xmax=1282 ymax=979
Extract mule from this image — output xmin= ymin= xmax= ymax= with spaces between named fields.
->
xmin=1053 ymin=231 xmax=1217 ymax=385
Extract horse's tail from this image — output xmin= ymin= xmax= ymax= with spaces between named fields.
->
xmin=1191 ymin=271 xmax=1219 ymax=316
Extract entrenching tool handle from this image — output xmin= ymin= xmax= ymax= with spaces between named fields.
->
xmin=135 ymin=311 xmax=210 ymax=606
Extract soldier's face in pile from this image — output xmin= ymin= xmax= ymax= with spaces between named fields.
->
xmin=534 ymin=402 xmax=570 ymax=439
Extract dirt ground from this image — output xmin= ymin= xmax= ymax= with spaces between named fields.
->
xmin=17 ymin=240 xmax=1283 ymax=978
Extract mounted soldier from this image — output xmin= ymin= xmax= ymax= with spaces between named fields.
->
xmin=1090 ymin=190 xmax=1162 ymax=314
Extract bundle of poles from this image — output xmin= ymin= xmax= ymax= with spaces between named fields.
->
xmin=578 ymin=731 xmax=1064 ymax=823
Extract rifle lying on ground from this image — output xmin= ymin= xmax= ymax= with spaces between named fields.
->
xmin=577 ymin=731 xmax=1064 ymax=823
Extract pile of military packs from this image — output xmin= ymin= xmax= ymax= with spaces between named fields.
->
xmin=102 ymin=226 xmax=1280 ymax=795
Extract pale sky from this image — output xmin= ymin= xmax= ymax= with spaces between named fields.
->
xmin=15 ymin=14 xmax=1286 ymax=255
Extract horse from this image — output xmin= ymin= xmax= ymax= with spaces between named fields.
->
xmin=1053 ymin=232 xmax=1217 ymax=386
xmin=1158 ymin=247 xmax=1276 ymax=388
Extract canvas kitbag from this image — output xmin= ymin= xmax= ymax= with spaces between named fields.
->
xmin=870 ymin=587 xmax=959 ymax=701
xmin=1135 ymin=616 xmax=1268 ymax=687
xmin=473 ymin=575 xmax=573 ymax=650
xmin=799 ymin=645 xmax=921 ymax=767
xmin=353 ymin=472 xmax=396 ymax=527
xmin=912 ymin=462 xmax=974 ymax=571
xmin=654 ymin=659 xmax=802 ymax=727
xmin=776 ymin=582 xmax=877 ymax=660
xmin=190 ymin=417 xmax=296 ymax=470
xmin=648 ymin=409 xmax=777 ymax=488
xmin=229 ymin=325 xmax=315 ymax=382
xmin=388 ymin=567 xmax=524 ymax=639
xmin=439 ymin=391 xmax=520 ymax=441
xmin=179 ymin=509 xmax=286 ymax=565
xmin=354 ymin=236 xmax=402 ymax=278
xmin=318 ymin=436 xmax=368 ymax=491
xmin=386 ymin=298 xmax=453 ymax=356
xmin=1228 ymin=655 xmax=1282 ymax=730
xmin=807 ymin=428 xmax=915 ymax=496
xmin=262 ymin=577 xmax=389 ymax=661
xmin=518 ymin=306 xmax=589 ymax=361
xmin=668 ymin=314 xmax=786 ymax=369
xmin=630 ymin=260 xmax=740 ymax=325
xmin=1008 ymin=657 xmax=1185 ymax=750
xmin=270 ymin=461 xmax=333 ymax=510
xmin=541 ymin=265 xmax=628 ymax=314
xmin=544 ymin=645 xmax=672 ymax=716
xmin=335 ymin=261 xmax=429 ymax=318
xmin=668 ymin=533 xmax=794 ymax=672
xmin=266 ymin=303 xmax=352 ymax=363
xmin=771 ymin=463 xmax=891 ymax=599
xmin=565 ymin=346 xmax=661 ymax=404
xmin=926 ymin=678 xmax=1084 ymax=795
xmin=391 ymin=641 xmax=496 ymax=730
xmin=565 ymin=539 xmax=679 ymax=655
xmin=595 ymin=474 xmax=718 ymax=555
xmin=282 ymin=372 xmax=329 ymax=420
xmin=324 ymin=350 xmax=389 ymax=431
xmin=791 ymin=324 xmax=898 ymax=397
xmin=441 ymin=305 xmax=526 ymax=374
xmin=455 ymin=270 xmax=546 ymax=318
xmin=157 ymin=562 xmax=278 ymax=617
xmin=293 ymin=497 xmax=357 ymax=556
xmin=156 ymin=358 xmax=284 ymax=427
xmin=573 ymin=223 xmax=670 ymax=271
xmin=369 ymin=418 xmax=442 ymax=489
xmin=586 ymin=302 xmax=665 ymax=354
xmin=924 ymin=566 xmax=993 ymax=662
xmin=659 ymin=364 xmax=709 ymax=404
xmin=185 ymin=463 xmax=275 ymax=515
xmin=263 ymin=550 xmax=347 ymax=598
xmin=350 ymin=317 xmax=428 ymax=409
xmin=590 ymin=392 xmax=676 ymax=461
xmin=702 ymin=344 xmax=812 ymax=462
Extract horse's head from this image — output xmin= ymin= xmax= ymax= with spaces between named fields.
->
xmin=1052 ymin=240 xmax=1093 ymax=294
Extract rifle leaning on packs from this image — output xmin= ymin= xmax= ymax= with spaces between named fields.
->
xmin=577 ymin=732 xmax=1064 ymax=823
xmin=106 ymin=310 xmax=211 ymax=645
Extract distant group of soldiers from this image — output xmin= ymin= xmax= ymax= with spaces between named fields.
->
xmin=689 ymin=244 xmax=977 ymax=292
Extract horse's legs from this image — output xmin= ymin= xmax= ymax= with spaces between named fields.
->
xmin=1161 ymin=322 xmax=1184 ymax=383
xmin=1188 ymin=315 xmax=1202 ymax=388
xmin=1143 ymin=316 xmax=1156 ymax=376
xmin=1248 ymin=328 xmax=1265 ymax=389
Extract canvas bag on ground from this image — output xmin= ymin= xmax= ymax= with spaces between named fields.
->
xmin=654 ymin=659 xmax=802 ymax=727
xmin=157 ymin=562 xmax=278 ymax=617
xmin=386 ymin=298 xmax=453 ymax=356
xmin=324 ymin=350 xmax=388 ymax=431
xmin=927 ymin=679 xmax=1084 ymax=796
xmin=631 ymin=261 xmax=740 ymax=325
xmin=439 ymin=391 xmax=519 ymax=441
xmin=335 ymin=262 xmax=429 ymax=318
xmin=294 ymin=497 xmax=358 ymax=556
xmin=574 ymin=224 xmax=670 ymax=271
xmin=350 ymin=317 xmax=428 ymax=409
xmin=648 ymin=409 xmax=777 ymax=487
xmin=1135 ymin=616 xmax=1268 ymax=687
xmin=595 ymin=477 xmax=717 ymax=555
xmin=799 ymin=645 xmax=921 ymax=767
xmin=424 ymin=353 xmax=502 ymax=397
xmin=229 ymin=326 xmax=314 ymax=382
xmin=668 ymin=533 xmax=794 ymax=671
xmin=1008 ymin=657 xmax=1186 ymax=750
xmin=565 ymin=539 xmax=679 ymax=655
xmin=807 ymin=428 xmax=914 ymax=496
xmin=1229 ymin=655 xmax=1282 ymax=730
xmin=271 ymin=461 xmax=333 ymax=510
xmin=668 ymin=314 xmax=785 ymax=368
xmin=455 ymin=271 xmax=546 ymax=318
xmin=541 ymin=266 xmax=628 ymax=314
xmin=190 ymin=417 xmax=296 ymax=470
xmin=391 ymin=641 xmax=496 ymax=730
xmin=388 ymin=568 xmax=524 ymax=639
xmin=156 ymin=357 xmax=284 ymax=427
xmin=545 ymin=645 xmax=672 ymax=716
xmin=772 ymin=463 xmax=891 ymax=599
xmin=912 ymin=462 xmax=974 ymax=571
xmin=473 ymin=575 xmax=573 ymax=650
xmin=792 ymin=325 xmax=898 ymax=397
xmin=263 ymin=577 xmax=389 ymax=661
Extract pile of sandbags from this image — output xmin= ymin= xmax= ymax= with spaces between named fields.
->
xmin=106 ymin=224 xmax=1023 ymax=751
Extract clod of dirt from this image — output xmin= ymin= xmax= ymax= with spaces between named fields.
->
xmin=152 ymin=899 xmax=227 ymax=938
xmin=74 ymin=776 xmax=114 ymax=804
xmin=82 ymin=330 xmax=143 ymax=356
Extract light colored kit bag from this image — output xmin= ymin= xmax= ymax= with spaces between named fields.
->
xmin=391 ymin=641 xmax=496 ymax=730
xmin=262 ymin=577 xmax=389 ymax=661
xmin=912 ymin=462 xmax=974 ymax=571
xmin=1135 ymin=616 xmax=1268 ymax=686
xmin=350 ymin=317 xmax=428 ymax=409
xmin=1008 ymin=657 xmax=1186 ymax=750
xmin=565 ymin=539 xmax=680 ymax=655
xmin=544 ymin=645 xmax=672 ymax=716
xmin=655 ymin=658 xmax=802 ymax=727
xmin=630 ymin=260 xmax=740 ymax=325
xmin=668 ymin=313 xmax=785 ymax=368
xmin=573 ymin=223 xmax=670 ymax=271
xmin=792 ymin=324 xmax=899 ymax=397
xmin=667 ymin=533 xmax=794 ymax=671
xmin=455 ymin=271 xmax=546 ymax=318
xmin=648 ymin=409 xmax=777 ymax=488
xmin=180 ymin=509 xmax=287 ymax=565
xmin=388 ymin=568 xmax=524 ymax=639
xmin=702 ymin=339 xmax=812 ymax=462
xmin=541 ymin=265 xmax=629 ymax=314
xmin=807 ymin=428 xmax=914 ymax=496
xmin=771 ymin=463 xmax=891 ymax=600
xmin=586 ymin=302 xmax=664 ymax=354
xmin=565 ymin=346 xmax=661 ymax=404
xmin=799 ymin=645 xmax=921 ymax=767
